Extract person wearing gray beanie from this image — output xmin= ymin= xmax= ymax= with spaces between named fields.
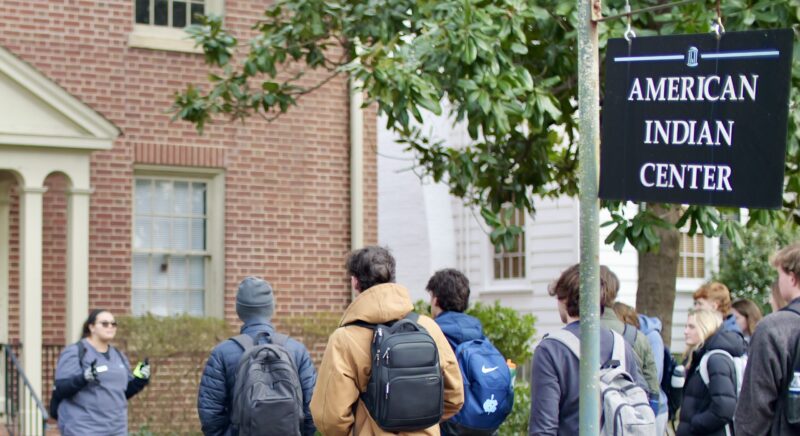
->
xmin=198 ymin=276 xmax=318 ymax=435
xmin=235 ymin=276 xmax=275 ymax=322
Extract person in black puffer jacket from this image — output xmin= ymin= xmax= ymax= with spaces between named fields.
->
xmin=677 ymin=308 xmax=747 ymax=436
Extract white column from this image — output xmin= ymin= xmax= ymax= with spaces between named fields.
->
xmin=0 ymin=181 xmax=12 ymax=344
xmin=0 ymin=181 xmax=12 ymax=416
xmin=20 ymin=186 xmax=45 ymax=397
xmin=66 ymin=188 xmax=91 ymax=343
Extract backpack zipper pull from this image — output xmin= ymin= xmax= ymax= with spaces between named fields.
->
xmin=385 ymin=382 xmax=390 ymax=399
xmin=383 ymin=347 xmax=391 ymax=365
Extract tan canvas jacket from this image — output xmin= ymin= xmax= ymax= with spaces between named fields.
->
xmin=310 ymin=283 xmax=464 ymax=436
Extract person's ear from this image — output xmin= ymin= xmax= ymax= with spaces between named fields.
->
xmin=350 ymin=276 xmax=360 ymax=292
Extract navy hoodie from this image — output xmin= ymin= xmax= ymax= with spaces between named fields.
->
xmin=434 ymin=311 xmax=485 ymax=350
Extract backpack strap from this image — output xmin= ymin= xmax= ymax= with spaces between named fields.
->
xmin=545 ymin=329 xmax=581 ymax=358
xmin=270 ymin=332 xmax=290 ymax=347
xmin=698 ymin=349 xmax=735 ymax=387
xmin=231 ymin=334 xmax=255 ymax=351
xmin=232 ymin=331 xmax=290 ymax=350
xmin=609 ymin=331 xmax=627 ymax=370
xmin=345 ymin=311 xmax=420 ymax=330
xmin=109 ymin=345 xmax=129 ymax=371
xmin=76 ymin=340 xmax=86 ymax=369
xmin=622 ymin=323 xmax=638 ymax=346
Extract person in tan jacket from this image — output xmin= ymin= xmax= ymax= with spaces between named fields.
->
xmin=310 ymin=246 xmax=464 ymax=436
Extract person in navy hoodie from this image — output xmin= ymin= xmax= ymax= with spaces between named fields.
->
xmin=428 ymin=268 xmax=499 ymax=435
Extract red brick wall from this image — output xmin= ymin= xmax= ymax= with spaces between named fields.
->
xmin=42 ymin=174 xmax=69 ymax=345
xmin=0 ymin=0 xmax=376 ymax=364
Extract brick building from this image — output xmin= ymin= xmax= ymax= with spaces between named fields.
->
xmin=0 ymin=0 xmax=376 ymax=428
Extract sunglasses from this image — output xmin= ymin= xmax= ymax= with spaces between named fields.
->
xmin=97 ymin=321 xmax=118 ymax=328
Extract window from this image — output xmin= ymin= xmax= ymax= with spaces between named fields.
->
xmin=135 ymin=0 xmax=205 ymax=28
xmin=128 ymin=0 xmax=224 ymax=53
xmin=132 ymin=176 xmax=214 ymax=316
xmin=678 ymin=232 xmax=705 ymax=279
xmin=492 ymin=208 xmax=526 ymax=280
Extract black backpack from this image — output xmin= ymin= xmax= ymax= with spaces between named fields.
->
xmin=348 ymin=312 xmax=444 ymax=432
xmin=661 ymin=345 xmax=681 ymax=421
xmin=230 ymin=332 xmax=303 ymax=436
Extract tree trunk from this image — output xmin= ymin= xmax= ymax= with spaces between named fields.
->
xmin=636 ymin=204 xmax=681 ymax=347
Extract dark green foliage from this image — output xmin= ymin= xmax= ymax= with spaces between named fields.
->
xmin=714 ymin=223 xmax=800 ymax=313
xmin=499 ymin=381 xmax=531 ymax=435
xmin=413 ymin=299 xmax=432 ymax=316
xmin=173 ymin=0 xmax=800 ymax=254
xmin=467 ymin=301 xmax=536 ymax=365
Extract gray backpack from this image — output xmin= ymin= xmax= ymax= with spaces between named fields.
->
xmin=230 ymin=332 xmax=303 ymax=436
xmin=547 ymin=329 xmax=656 ymax=436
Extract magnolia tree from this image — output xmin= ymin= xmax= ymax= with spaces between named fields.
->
xmin=173 ymin=0 xmax=800 ymax=344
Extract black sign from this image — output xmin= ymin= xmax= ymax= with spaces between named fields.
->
xmin=599 ymin=29 xmax=793 ymax=208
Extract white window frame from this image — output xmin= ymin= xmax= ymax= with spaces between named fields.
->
xmin=675 ymin=230 xmax=720 ymax=291
xmin=132 ymin=165 xmax=225 ymax=317
xmin=128 ymin=0 xmax=224 ymax=53
xmin=483 ymin=208 xmax=529 ymax=292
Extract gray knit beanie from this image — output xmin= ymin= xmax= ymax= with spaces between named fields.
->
xmin=236 ymin=276 xmax=275 ymax=322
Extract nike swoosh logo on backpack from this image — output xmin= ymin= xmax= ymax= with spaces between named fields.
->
xmin=481 ymin=365 xmax=498 ymax=374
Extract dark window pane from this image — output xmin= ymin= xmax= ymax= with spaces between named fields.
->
xmin=135 ymin=0 xmax=150 ymax=24
xmin=173 ymin=1 xmax=187 ymax=28
xmin=154 ymin=0 xmax=168 ymax=26
xmin=190 ymin=3 xmax=205 ymax=24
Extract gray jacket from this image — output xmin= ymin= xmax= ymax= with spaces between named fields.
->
xmin=528 ymin=321 xmax=647 ymax=436
xmin=54 ymin=340 xmax=135 ymax=436
xmin=734 ymin=298 xmax=800 ymax=436
xmin=601 ymin=309 xmax=661 ymax=404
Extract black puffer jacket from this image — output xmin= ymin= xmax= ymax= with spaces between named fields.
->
xmin=677 ymin=329 xmax=747 ymax=436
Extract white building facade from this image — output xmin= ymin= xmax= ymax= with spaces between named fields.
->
xmin=378 ymin=113 xmax=719 ymax=353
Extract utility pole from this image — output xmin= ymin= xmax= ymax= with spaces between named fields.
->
xmin=577 ymin=0 xmax=601 ymax=434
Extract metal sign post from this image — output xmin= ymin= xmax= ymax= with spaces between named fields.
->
xmin=577 ymin=0 xmax=601 ymax=434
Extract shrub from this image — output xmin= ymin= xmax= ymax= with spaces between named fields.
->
xmin=714 ymin=222 xmax=800 ymax=313
xmin=114 ymin=314 xmax=234 ymax=434
xmin=499 ymin=381 xmax=531 ymax=435
xmin=115 ymin=313 xmax=233 ymax=356
xmin=467 ymin=301 xmax=537 ymax=365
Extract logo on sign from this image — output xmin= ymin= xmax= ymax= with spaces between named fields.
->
xmin=687 ymin=46 xmax=699 ymax=67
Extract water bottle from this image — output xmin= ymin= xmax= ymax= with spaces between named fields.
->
xmin=507 ymin=359 xmax=517 ymax=388
xmin=671 ymin=364 xmax=686 ymax=389
xmin=787 ymin=371 xmax=800 ymax=424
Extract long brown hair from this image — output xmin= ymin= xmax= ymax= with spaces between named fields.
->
xmin=732 ymin=299 xmax=763 ymax=336
xmin=771 ymin=280 xmax=788 ymax=311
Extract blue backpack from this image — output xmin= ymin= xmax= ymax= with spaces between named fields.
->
xmin=449 ymin=337 xmax=514 ymax=432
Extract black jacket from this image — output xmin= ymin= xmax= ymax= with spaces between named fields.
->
xmin=677 ymin=329 xmax=747 ymax=436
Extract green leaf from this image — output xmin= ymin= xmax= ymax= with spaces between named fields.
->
xmin=510 ymin=42 xmax=528 ymax=55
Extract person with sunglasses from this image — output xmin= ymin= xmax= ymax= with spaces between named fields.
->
xmin=52 ymin=309 xmax=150 ymax=436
